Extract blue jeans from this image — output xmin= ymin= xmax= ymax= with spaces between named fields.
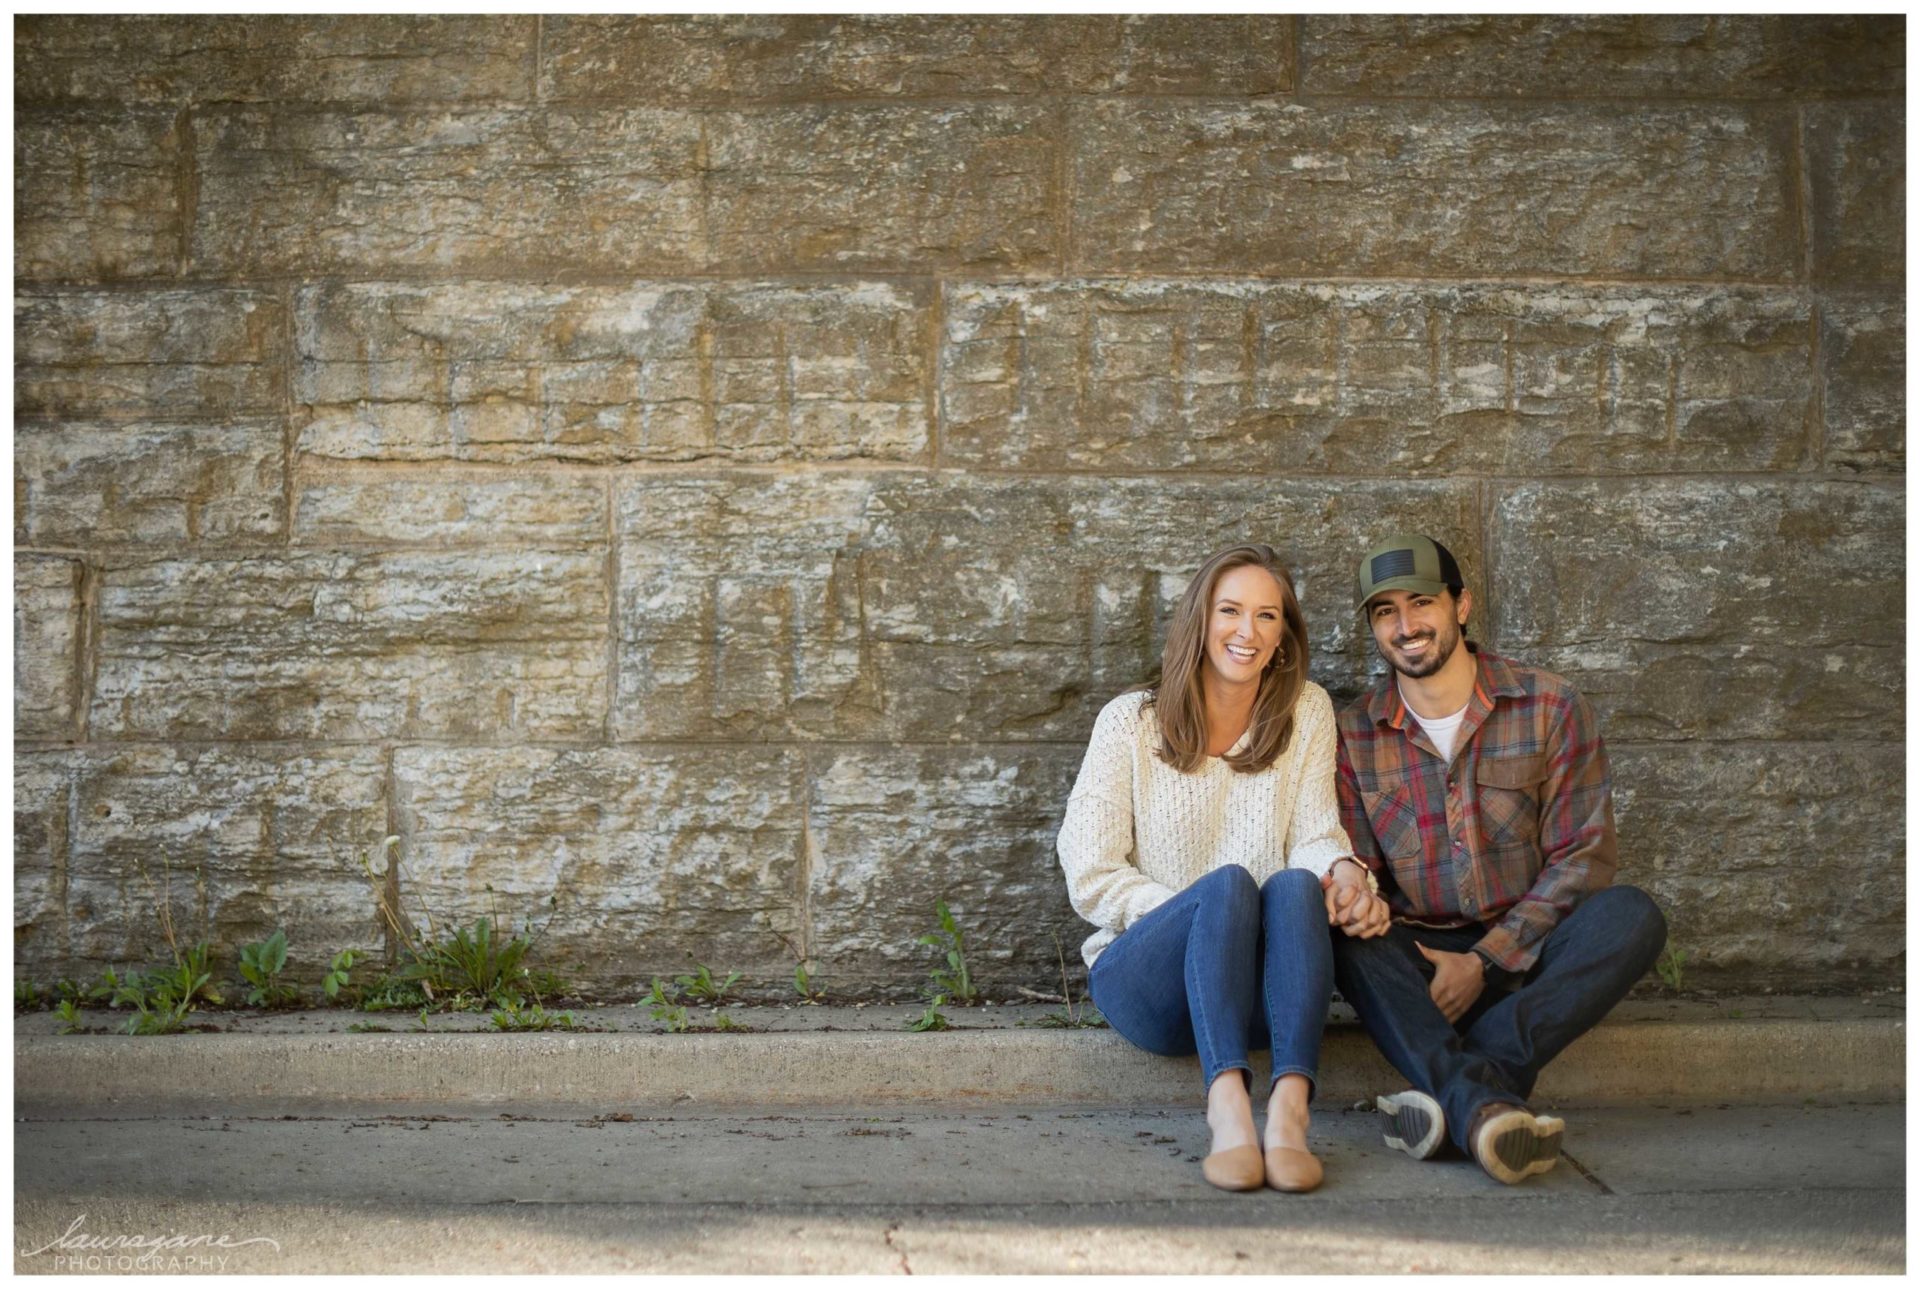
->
xmin=1331 ymin=884 xmax=1667 ymax=1151
xmin=1088 ymin=865 xmax=1333 ymax=1098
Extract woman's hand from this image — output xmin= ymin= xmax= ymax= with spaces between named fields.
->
xmin=1322 ymin=861 xmax=1391 ymax=939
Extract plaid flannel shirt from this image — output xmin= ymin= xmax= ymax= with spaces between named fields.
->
xmin=1335 ymin=644 xmax=1618 ymax=976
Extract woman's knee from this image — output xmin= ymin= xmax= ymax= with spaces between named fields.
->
xmin=1262 ymin=866 xmax=1322 ymax=906
xmin=1195 ymin=863 xmax=1260 ymax=909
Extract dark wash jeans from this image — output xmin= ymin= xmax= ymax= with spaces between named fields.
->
xmin=1088 ymin=865 xmax=1332 ymax=1098
xmin=1331 ymin=884 xmax=1667 ymax=1151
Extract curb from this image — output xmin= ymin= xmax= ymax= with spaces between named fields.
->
xmin=14 ymin=1015 xmax=1904 ymax=1113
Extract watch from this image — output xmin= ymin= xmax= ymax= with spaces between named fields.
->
xmin=1471 ymin=947 xmax=1511 ymax=988
xmin=1333 ymin=857 xmax=1380 ymax=896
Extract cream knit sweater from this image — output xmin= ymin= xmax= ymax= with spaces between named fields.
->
xmin=1056 ymin=684 xmax=1354 ymax=968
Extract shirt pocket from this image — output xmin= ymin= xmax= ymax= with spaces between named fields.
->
xmin=1359 ymin=785 xmax=1424 ymax=862
xmin=1474 ymin=754 xmax=1549 ymax=848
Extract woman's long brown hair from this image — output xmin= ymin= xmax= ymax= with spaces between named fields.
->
xmin=1137 ymin=544 xmax=1310 ymax=774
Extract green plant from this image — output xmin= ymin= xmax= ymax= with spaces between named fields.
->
xmin=645 ymin=977 xmax=690 ymax=1032
xmin=771 ymin=928 xmax=825 ymax=1004
xmin=237 ymin=930 xmax=301 ymax=1008
xmin=111 ymin=947 xmax=220 ymax=1036
xmin=355 ymin=839 xmax=561 ymax=1012
xmin=490 ymin=999 xmax=578 ymax=1032
xmin=53 ymin=1000 xmax=84 ymax=1034
xmin=107 ymin=856 xmax=220 ymax=1034
xmin=322 ymin=949 xmax=360 ymax=1002
xmin=792 ymin=960 xmax=826 ymax=1004
xmin=92 ymin=969 xmax=123 ymax=1006
xmin=675 ymin=959 xmax=743 ymax=1006
xmin=1018 ymin=932 xmax=1108 ymax=1029
xmin=14 ymin=978 xmax=42 ymax=1009
xmin=346 ymin=1021 xmax=391 ymax=1033
xmin=712 ymin=1011 xmax=745 ymax=1032
xmin=357 ymin=974 xmax=431 ymax=1013
xmin=907 ymin=996 xmax=952 ymax=1032
xmin=1655 ymin=946 xmax=1689 ymax=993
xmin=917 ymin=900 xmax=977 ymax=1006
xmin=398 ymin=916 xmax=533 ymax=1008
xmin=524 ymin=967 xmax=570 ymax=1001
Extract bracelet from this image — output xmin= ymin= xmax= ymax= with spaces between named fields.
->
xmin=1333 ymin=858 xmax=1380 ymax=896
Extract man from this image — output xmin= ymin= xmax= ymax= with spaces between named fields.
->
xmin=1329 ymin=534 xmax=1666 ymax=1185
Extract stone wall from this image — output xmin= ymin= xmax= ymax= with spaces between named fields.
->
xmin=13 ymin=16 xmax=1905 ymax=997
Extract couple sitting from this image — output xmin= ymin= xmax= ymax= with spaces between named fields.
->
xmin=1057 ymin=537 xmax=1667 ymax=1193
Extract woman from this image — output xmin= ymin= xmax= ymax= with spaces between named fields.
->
xmin=1057 ymin=543 xmax=1390 ymax=1193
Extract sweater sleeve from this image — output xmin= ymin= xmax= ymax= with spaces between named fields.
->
xmin=1057 ymin=696 xmax=1178 ymax=935
xmin=1284 ymin=687 xmax=1355 ymax=880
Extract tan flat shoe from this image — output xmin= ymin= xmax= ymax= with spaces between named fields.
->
xmin=1264 ymin=1145 xmax=1324 ymax=1193
xmin=1200 ymin=1144 xmax=1266 ymax=1191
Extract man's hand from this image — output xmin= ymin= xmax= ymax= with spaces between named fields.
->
xmin=1416 ymin=943 xmax=1485 ymax=1022
xmin=1321 ymin=862 xmax=1391 ymax=939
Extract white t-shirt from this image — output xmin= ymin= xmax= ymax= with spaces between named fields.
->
xmin=1405 ymin=690 xmax=1470 ymax=763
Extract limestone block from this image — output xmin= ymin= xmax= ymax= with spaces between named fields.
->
xmin=89 ymin=550 xmax=608 ymax=741
xmin=1613 ymin=743 xmax=1903 ymax=986
xmin=15 ymin=289 xmax=286 ymax=421
xmin=14 ymin=107 xmax=184 ymax=280
xmin=1490 ymin=481 xmax=1904 ymax=741
xmin=614 ymin=473 xmax=1476 ymax=741
xmin=13 ymin=752 xmax=72 ymax=962
xmin=1072 ymin=101 xmax=1798 ymax=280
xmin=708 ymin=104 xmax=1055 ymax=272
xmin=15 ymin=15 xmax=537 ymax=103
xmin=393 ymin=745 xmax=806 ymax=990
xmin=806 ymin=746 xmax=1084 ymax=996
xmin=1806 ymin=104 xmax=1906 ymax=288
xmin=294 ymin=472 xmax=605 ymax=546
xmin=543 ymin=15 xmax=1289 ymax=100
xmin=15 ymin=421 xmax=284 ymax=546
xmin=15 ymin=745 xmax=388 ymax=975
xmin=945 ymin=282 xmax=1811 ymax=474
xmin=1301 ymin=16 xmax=1905 ymax=99
xmin=1822 ymin=297 xmax=1904 ymax=472
xmin=294 ymin=281 xmax=928 ymax=463
xmin=191 ymin=107 xmax=705 ymax=276
xmin=15 ymin=555 xmax=85 ymax=741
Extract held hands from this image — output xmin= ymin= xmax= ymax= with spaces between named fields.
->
xmin=1321 ymin=861 xmax=1390 ymax=939
xmin=1416 ymin=943 xmax=1486 ymax=1022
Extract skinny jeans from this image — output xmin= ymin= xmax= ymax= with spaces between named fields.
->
xmin=1088 ymin=865 xmax=1332 ymax=1098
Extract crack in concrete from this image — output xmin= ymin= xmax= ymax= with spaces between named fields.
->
xmin=882 ymin=1219 xmax=912 ymax=1274
xmin=1556 ymin=1149 xmax=1614 ymax=1195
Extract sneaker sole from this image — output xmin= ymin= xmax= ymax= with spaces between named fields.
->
xmin=1476 ymin=1110 xmax=1565 ymax=1185
xmin=1376 ymin=1091 xmax=1445 ymax=1160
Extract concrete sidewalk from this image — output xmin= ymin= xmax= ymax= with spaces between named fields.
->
xmin=14 ymin=995 xmax=1905 ymax=1272
xmin=14 ymin=995 xmax=1906 ymax=1113
xmin=13 ymin=1100 xmax=1904 ymax=1273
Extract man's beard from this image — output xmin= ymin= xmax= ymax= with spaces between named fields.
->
xmin=1387 ymin=621 xmax=1460 ymax=680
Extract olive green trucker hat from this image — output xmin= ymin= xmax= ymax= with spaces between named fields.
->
xmin=1357 ymin=535 xmax=1463 ymax=607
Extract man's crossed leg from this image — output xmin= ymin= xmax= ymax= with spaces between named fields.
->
xmin=1333 ymin=885 xmax=1667 ymax=1182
